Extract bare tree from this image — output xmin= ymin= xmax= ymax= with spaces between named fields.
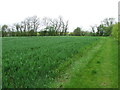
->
xmin=103 ymin=18 xmax=115 ymax=27
xmin=31 ymin=16 xmax=40 ymax=33
xmin=21 ymin=21 xmax=27 ymax=33
xmin=13 ymin=23 xmax=21 ymax=36
xmin=41 ymin=16 xmax=69 ymax=36
xmin=21 ymin=16 xmax=40 ymax=36
xmin=25 ymin=17 xmax=32 ymax=35
xmin=90 ymin=26 xmax=95 ymax=33
xmin=64 ymin=20 xmax=69 ymax=35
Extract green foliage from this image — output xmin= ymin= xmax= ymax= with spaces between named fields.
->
xmin=104 ymin=25 xmax=113 ymax=36
xmin=95 ymin=18 xmax=115 ymax=36
xmin=112 ymin=23 xmax=118 ymax=40
xmin=73 ymin=27 xmax=82 ymax=36
xmin=1 ymin=24 xmax=8 ymax=37
xmin=3 ymin=36 xmax=100 ymax=88
xmin=96 ymin=24 xmax=113 ymax=36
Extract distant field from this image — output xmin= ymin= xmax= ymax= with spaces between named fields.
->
xmin=2 ymin=36 xmax=118 ymax=88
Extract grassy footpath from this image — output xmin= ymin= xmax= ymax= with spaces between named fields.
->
xmin=50 ymin=37 xmax=118 ymax=88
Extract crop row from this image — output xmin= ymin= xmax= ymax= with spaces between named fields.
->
xmin=2 ymin=36 xmax=100 ymax=88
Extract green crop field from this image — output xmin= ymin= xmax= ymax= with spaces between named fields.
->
xmin=2 ymin=36 xmax=118 ymax=88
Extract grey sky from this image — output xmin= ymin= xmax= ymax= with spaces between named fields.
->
xmin=0 ymin=0 xmax=119 ymax=32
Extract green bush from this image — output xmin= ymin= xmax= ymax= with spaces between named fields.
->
xmin=112 ymin=23 xmax=118 ymax=40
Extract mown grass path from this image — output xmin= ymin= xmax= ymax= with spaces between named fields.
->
xmin=50 ymin=37 xmax=118 ymax=88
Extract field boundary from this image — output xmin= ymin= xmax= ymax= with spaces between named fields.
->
xmin=48 ymin=38 xmax=105 ymax=88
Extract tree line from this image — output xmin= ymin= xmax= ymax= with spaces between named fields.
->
xmin=71 ymin=18 xmax=116 ymax=36
xmin=0 ymin=16 xmax=69 ymax=37
xmin=0 ymin=16 xmax=117 ymax=37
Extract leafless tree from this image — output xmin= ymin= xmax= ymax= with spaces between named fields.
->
xmin=41 ymin=16 xmax=69 ymax=36
xmin=31 ymin=16 xmax=40 ymax=32
xmin=90 ymin=26 xmax=95 ymax=33
xmin=103 ymin=18 xmax=115 ymax=27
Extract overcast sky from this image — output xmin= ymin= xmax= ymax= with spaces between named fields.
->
xmin=0 ymin=0 xmax=119 ymax=32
